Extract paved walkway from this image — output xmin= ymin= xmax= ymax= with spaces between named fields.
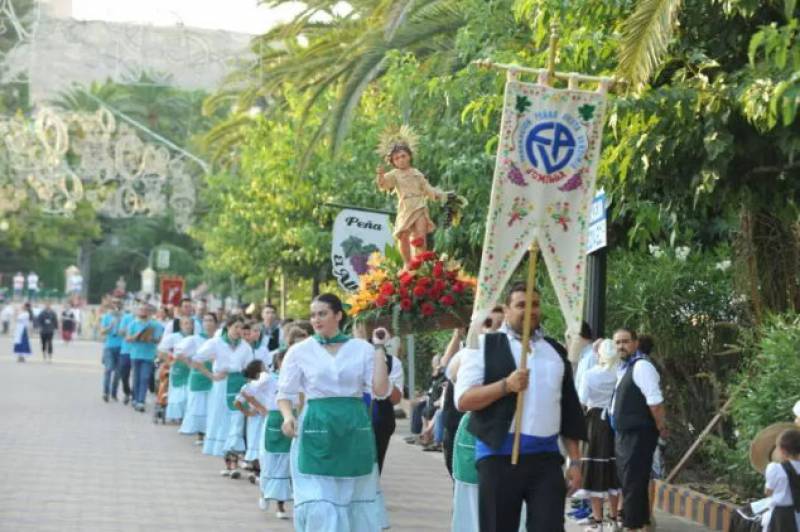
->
xmin=0 ymin=336 xmax=709 ymax=531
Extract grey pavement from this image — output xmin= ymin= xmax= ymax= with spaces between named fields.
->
xmin=0 ymin=336 xmax=708 ymax=531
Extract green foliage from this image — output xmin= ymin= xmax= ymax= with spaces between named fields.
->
xmin=702 ymin=315 xmax=800 ymax=496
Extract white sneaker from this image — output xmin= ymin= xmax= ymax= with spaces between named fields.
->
xmin=276 ymin=511 xmax=289 ymax=520
xmin=258 ymin=498 xmax=268 ymax=511
xmin=220 ymin=469 xmax=231 ymax=477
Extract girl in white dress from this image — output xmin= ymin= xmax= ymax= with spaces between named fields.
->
xmin=239 ymin=350 xmax=298 ymax=520
xmin=178 ymin=312 xmax=217 ymax=445
xmin=278 ymin=293 xmax=390 ymax=532
xmin=157 ymin=316 xmax=195 ymax=422
xmin=194 ymin=316 xmax=254 ymax=476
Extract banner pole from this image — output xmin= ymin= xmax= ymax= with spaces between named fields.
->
xmin=511 ymin=242 xmax=539 ymax=465
xmin=511 ymin=19 xmax=559 ymax=467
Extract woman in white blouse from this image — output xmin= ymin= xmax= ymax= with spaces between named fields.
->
xmin=278 ymin=293 xmax=390 ymax=532
xmin=177 ymin=312 xmax=218 ymax=445
xmin=157 ymin=316 xmax=194 ymax=423
xmin=577 ymin=339 xmax=622 ymax=531
xmin=195 ymin=316 xmax=254 ymax=477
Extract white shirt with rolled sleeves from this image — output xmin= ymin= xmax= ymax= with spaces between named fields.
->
xmin=611 ymin=356 xmax=664 ymax=411
xmin=277 ymin=337 xmax=388 ymax=402
xmin=454 ymin=325 xmax=564 ymax=438
xmin=193 ymin=336 xmax=254 ymax=373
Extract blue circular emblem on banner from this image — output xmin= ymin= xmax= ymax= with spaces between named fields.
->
xmin=524 ymin=121 xmax=577 ymax=174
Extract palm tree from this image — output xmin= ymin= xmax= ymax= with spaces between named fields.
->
xmin=616 ymin=0 xmax=683 ymax=89
xmin=203 ymin=0 xmax=466 ymax=163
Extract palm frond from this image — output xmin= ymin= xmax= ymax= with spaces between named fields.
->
xmin=616 ymin=0 xmax=683 ymax=90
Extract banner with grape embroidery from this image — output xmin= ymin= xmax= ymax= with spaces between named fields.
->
xmin=470 ymin=78 xmax=609 ymax=339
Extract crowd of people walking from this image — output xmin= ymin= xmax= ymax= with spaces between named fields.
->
xmin=10 ymin=281 xmax=797 ymax=532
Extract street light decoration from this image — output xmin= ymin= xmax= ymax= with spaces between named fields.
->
xmin=0 ymin=106 xmax=198 ymax=231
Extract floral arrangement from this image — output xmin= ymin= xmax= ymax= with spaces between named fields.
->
xmin=347 ymin=238 xmax=476 ymax=333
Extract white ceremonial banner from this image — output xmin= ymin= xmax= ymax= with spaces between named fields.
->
xmin=470 ymin=77 xmax=609 ymax=342
xmin=331 ymin=208 xmax=394 ymax=291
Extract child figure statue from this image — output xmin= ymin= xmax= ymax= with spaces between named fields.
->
xmin=375 ymin=126 xmax=455 ymax=267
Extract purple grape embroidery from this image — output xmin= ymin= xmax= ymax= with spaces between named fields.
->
xmin=507 ymin=162 xmax=527 ymax=187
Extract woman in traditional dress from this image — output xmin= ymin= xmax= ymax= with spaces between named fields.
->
xmin=576 ymin=339 xmax=622 ymax=531
xmin=177 ymin=312 xmax=217 ymax=445
xmin=157 ymin=316 xmax=194 ymax=423
xmin=278 ymin=293 xmax=390 ymax=532
xmin=13 ymin=303 xmax=33 ymax=363
xmin=195 ymin=315 xmax=254 ymax=477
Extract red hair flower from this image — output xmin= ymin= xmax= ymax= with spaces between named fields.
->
xmin=420 ymin=302 xmax=435 ymax=316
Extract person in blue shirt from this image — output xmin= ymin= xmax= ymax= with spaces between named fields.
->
xmin=100 ymin=298 xmax=123 ymax=402
xmin=117 ymin=306 xmax=136 ymax=404
xmin=125 ymin=303 xmax=164 ymax=412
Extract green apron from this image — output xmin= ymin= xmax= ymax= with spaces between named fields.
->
xmin=453 ymin=413 xmax=479 ymax=485
xmin=170 ymin=359 xmax=190 ymax=387
xmin=226 ymin=371 xmax=247 ymax=411
xmin=298 ymin=397 xmax=376 ymax=477
xmin=188 ymin=361 xmax=213 ymax=391
xmin=265 ymin=410 xmax=293 ymax=453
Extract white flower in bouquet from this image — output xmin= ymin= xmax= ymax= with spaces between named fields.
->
xmin=675 ymin=246 xmax=690 ymax=261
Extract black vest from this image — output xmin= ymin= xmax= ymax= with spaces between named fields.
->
xmin=467 ymin=333 xmax=518 ymax=450
xmin=612 ymin=358 xmax=657 ymax=431
xmin=782 ymin=461 xmax=800 ymax=512
xmin=266 ymin=325 xmax=280 ymax=351
xmin=372 ymin=354 xmax=396 ymax=432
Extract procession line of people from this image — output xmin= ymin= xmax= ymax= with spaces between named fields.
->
xmin=98 ymin=294 xmax=406 ymax=531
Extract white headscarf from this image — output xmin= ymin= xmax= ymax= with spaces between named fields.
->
xmin=597 ymin=339 xmax=621 ymax=372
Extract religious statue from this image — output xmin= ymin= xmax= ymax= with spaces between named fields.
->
xmin=375 ymin=125 xmax=464 ymax=267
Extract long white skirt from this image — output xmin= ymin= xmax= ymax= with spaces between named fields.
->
xmin=452 ymin=480 xmax=479 ymax=532
xmin=450 ymin=479 xmax=527 ymax=532
xmin=290 ymin=413 xmax=380 ymax=532
xmin=224 ymin=410 xmax=246 ymax=454
xmin=202 ymin=379 xmax=234 ymax=456
xmin=166 ymin=384 xmax=187 ymax=421
xmin=179 ymin=389 xmax=209 ymax=435
xmin=245 ymin=414 xmax=264 ymax=461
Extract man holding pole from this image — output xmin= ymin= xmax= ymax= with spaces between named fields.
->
xmin=456 ymin=282 xmax=586 ymax=531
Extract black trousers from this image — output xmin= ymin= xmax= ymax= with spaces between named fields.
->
xmin=374 ymin=419 xmax=395 ymax=474
xmin=40 ymin=332 xmax=53 ymax=355
xmin=442 ymin=426 xmax=456 ymax=477
xmin=615 ymin=427 xmax=659 ymax=529
xmin=477 ymin=452 xmax=566 ymax=532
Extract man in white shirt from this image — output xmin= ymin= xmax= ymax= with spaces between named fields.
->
xmin=26 ymin=272 xmax=39 ymax=301
xmin=455 ymin=283 xmax=586 ymax=532
xmin=611 ymin=328 xmax=668 ymax=532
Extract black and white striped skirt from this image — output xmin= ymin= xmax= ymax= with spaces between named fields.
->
xmin=579 ymin=407 xmax=620 ymax=497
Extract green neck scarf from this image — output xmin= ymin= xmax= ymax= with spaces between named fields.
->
xmin=222 ymin=330 xmax=240 ymax=348
xmin=313 ymin=331 xmax=351 ymax=345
